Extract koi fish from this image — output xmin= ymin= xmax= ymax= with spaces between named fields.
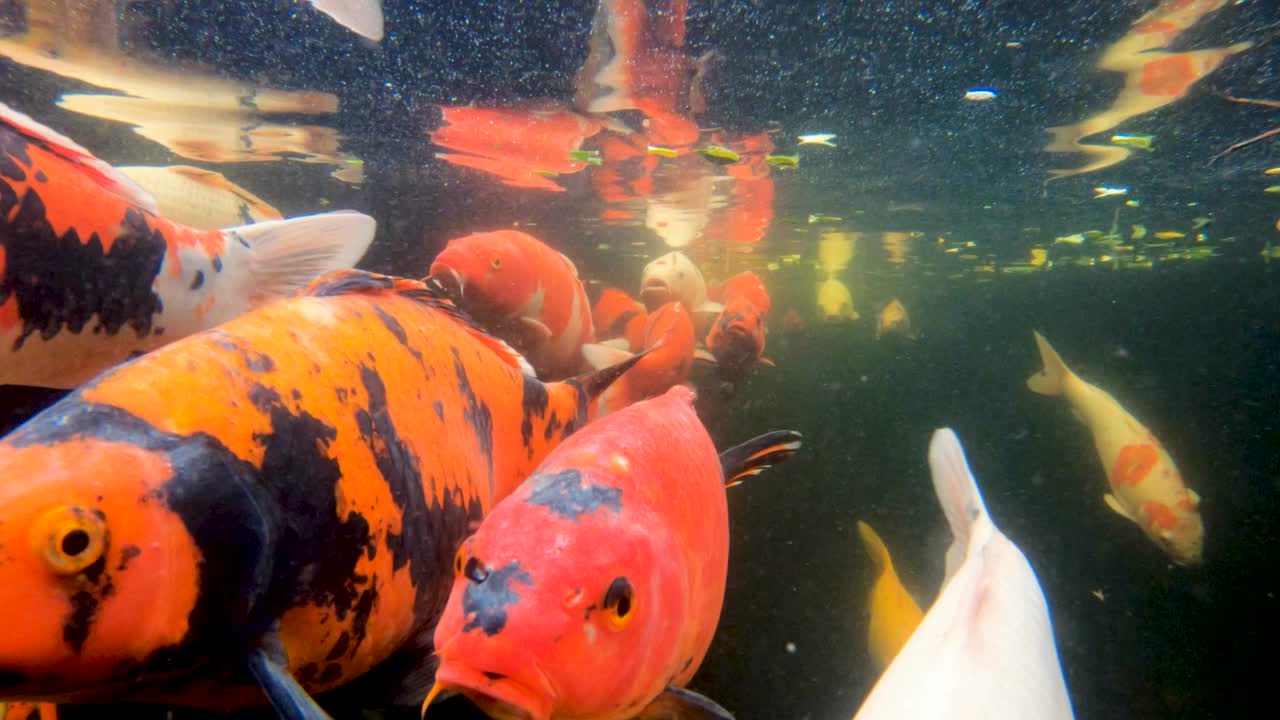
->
xmin=591 ymin=287 xmax=648 ymax=352
xmin=1027 ymin=331 xmax=1203 ymax=565
xmin=0 ymin=101 xmax=374 ymax=389
xmin=582 ymin=301 xmax=696 ymax=417
xmin=852 ymin=429 xmax=1074 ymax=720
xmin=0 ymin=269 xmax=643 ymax=717
xmin=875 ymin=299 xmax=914 ymax=340
xmin=701 ymin=272 xmax=773 ymax=394
xmin=638 ymin=251 xmax=723 ymax=315
xmin=429 ymin=230 xmax=595 ymax=381
xmin=855 ymin=521 xmax=924 ymax=672
xmin=425 ymin=385 xmax=803 ymax=720
xmin=817 ymin=278 xmax=859 ymax=321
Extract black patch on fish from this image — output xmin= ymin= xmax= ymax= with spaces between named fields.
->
xmin=519 ymin=374 xmax=548 ymax=451
xmin=213 ymin=336 xmax=276 ymax=374
xmin=0 ymin=670 xmax=25 ymax=689
xmin=189 ymin=270 xmax=204 ymax=291
xmin=0 ymin=126 xmax=30 ymax=181
xmin=117 ymin=544 xmax=142 ymax=572
xmin=543 ymin=411 xmax=562 ymax=443
xmin=608 ymin=309 xmax=641 ymax=339
xmin=237 ymin=202 xmax=254 ymax=226
xmin=452 ymin=347 xmax=494 ymax=493
xmin=212 ymin=255 xmax=222 ymax=272
xmin=34 ymin=170 xmax=47 ymax=183
xmin=318 ymin=662 xmax=343 ymax=685
xmin=433 ymin=400 xmax=444 ymax=420
xmin=63 ymin=589 xmax=98 ymax=654
xmin=525 ymin=469 xmax=622 ymax=521
xmin=307 ymin=270 xmax=394 ymax=297
xmin=461 ymin=561 xmax=532 ymax=636
xmin=355 ymin=365 xmax=423 ymax=576
xmin=374 ymin=305 xmax=422 ymax=363
xmin=0 ymin=172 xmax=166 ymax=350
xmin=326 ymin=631 xmax=351 ymax=661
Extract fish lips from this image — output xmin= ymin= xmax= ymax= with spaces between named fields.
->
xmin=430 ymin=267 xmax=467 ymax=299
xmin=639 ymin=278 xmax=672 ymax=307
xmin=433 ymin=647 xmax=557 ymax=720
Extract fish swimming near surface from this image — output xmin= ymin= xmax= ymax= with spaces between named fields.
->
xmin=638 ymin=251 xmax=723 ymax=316
xmin=429 ymin=230 xmax=595 ymax=381
xmin=591 ymin=287 xmax=648 ymax=353
xmin=581 ymin=301 xmax=696 ymax=417
xmin=116 ymin=165 xmax=283 ymax=231
xmin=701 ymin=272 xmax=773 ymax=394
xmin=855 ymin=521 xmax=924 ymax=672
xmin=852 ymin=429 xmax=1074 ymax=720
xmin=817 ymin=278 xmax=859 ymax=321
xmin=0 ymin=101 xmax=375 ymax=389
xmin=1027 ymin=331 xmax=1203 ymax=565
xmin=424 ymin=385 xmax=803 ymax=720
xmin=0 ymin=269 xmax=644 ymax=718
xmin=874 ymin=299 xmax=914 ymax=341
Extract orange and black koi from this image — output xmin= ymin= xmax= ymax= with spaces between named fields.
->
xmin=0 ymin=101 xmax=373 ymax=389
xmin=0 ymin=269 xmax=642 ymax=719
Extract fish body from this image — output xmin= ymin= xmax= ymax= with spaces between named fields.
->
xmin=855 ymin=522 xmax=923 ymax=672
xmin=874 ymin=299 xmax=913 ymax=340
xmin=853 ymin=429 xmax=1073 ymax=720
xmin=1092 ymin=186 xmax=1128 ymax=199
xmin=0 ymin=702 xmax=57 ymax=720
xmin=0 ymin=270 xmax=639 ymax=715
xmin=764 ymin=154 xmax=799 ymax=169
xmin=116 ymin=165 xmax=283 ymax=230
xmin=1130 ymin=224 xmax=1147 ymax=240
xmin=0 ymin=102 xmax=374 ymax=389
xmin=703 ymin=273 xmax=772 ymax=390
xmin=427 ymin=386 xmax=802 ymax=720
xmin=817 ymin=278 xmax=859 ymax=321
xmin=638 ymin=251 xmax=722 ymax=315
xmin=429 ymin=230 xmax=595 ymax=380
xmin=582 ymin=301 xmax=696 ymax=417
xmin=1153 ymin=231 xmax=1185 ymax=240
xmin=591 ymin=287 xmax=648 ymax=352
xmin=306 ymin=1 xmax=385 ymax=41
xmin=962 ymin=89 xmax=997 ymax=101
xmin=1027 ymin=331 xmax=1203 ymax=565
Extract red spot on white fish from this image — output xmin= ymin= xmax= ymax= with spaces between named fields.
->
xmin=1113 ymin=444 xmax=1158 ymax=487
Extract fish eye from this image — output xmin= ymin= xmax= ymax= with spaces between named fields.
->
xmin=32 ymin=506 xmax=107 ymax=575
xmin=603 ymin=577 xmax=634 ymax=630
xmin=464 ymin=556 xmax=489 ymax=584
xmin=453 ymin=548 xmax=465 ymax=576
xmin=490 ymin=257 xmax=502 ymax=270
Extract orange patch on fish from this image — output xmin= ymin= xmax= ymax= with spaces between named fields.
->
xmin=1140 ymin=55 xmax=1195 ymax=96
xmin=1142 ymin=502 xmax=1178 ymax=531
xmin=1113 ymin=444 xmax=1158 ymax=487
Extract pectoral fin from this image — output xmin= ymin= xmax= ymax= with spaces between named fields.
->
xmin=247 ymin=645 xmax=334 ymax=720
xmin=694 ymin=348 xmax=718 ymax=363
xmin=632 ymin=687 xmax=734 ymax=720
xmin=1104 ymin=493 xmax=1136 ymax=522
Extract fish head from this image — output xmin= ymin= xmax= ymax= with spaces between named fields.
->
xmin=721 ymin=272 xmax=771 ymax=316
xmin=816 ymin=279 xmax=856 ymax=320
xmin=1141 ymin=491 xmax=1204 ymax=566
xmin=433 ymin=468 xmax=683 ymax=720
xmin=706 ymin=298 xmax=764 ymax=361
xmin=643 ymin=302 xmax=696 ymax=357
xmin=640 ymin=251 xmax=704 ymax=311
xmin=0 ymin=435 xmax=218 ymax=698
xmin=430 ymin=231 xmax=539 ymax=317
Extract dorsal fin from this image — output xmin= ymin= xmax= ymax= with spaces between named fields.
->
xmin=719 ymin=430 xmax=803 ymax=487
xmin=302 ymin=269 xmax=536 ymax=376
xmin=0 ymin=100 xmax=160 ymax=214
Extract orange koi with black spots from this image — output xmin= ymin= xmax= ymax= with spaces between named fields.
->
xmin=424 ymin=386 xmax=802 ymax=720
xmin=429 ymin=230 xmax=595 ymax=381
xmin=0 ymin=269 xmax=641 ymax=717
xmin=0 ymin=101 xmax=375 ymax=390
xmin=1027 ymin=331 xmax=1203 ymax=565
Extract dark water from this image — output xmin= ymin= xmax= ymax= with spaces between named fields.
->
xmin=3 ymin=1 xmax=1280 ymax=719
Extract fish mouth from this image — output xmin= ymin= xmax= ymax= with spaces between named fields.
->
xmin=430 ymin=268 xmax=466 ymax=299
xmin=639 ymin=278 xmax=671 ymax=305
xmin=433 ymin=658 xmax=556 ymax=720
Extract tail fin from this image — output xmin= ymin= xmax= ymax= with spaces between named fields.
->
xmin=547 ymin=346 xmax=654 ymax=428
xmin=229 ymin=210 xmax=376 ymax=303
xmin=928 ymin=428 xmax=993 ymax=581
xmin=1026 ymin=330 xmax=1070 ymax=396
xmin=856 ymin=520 xmax=891 ymax=575
xmin=719 ymin=430 xmax=803 ymax=487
